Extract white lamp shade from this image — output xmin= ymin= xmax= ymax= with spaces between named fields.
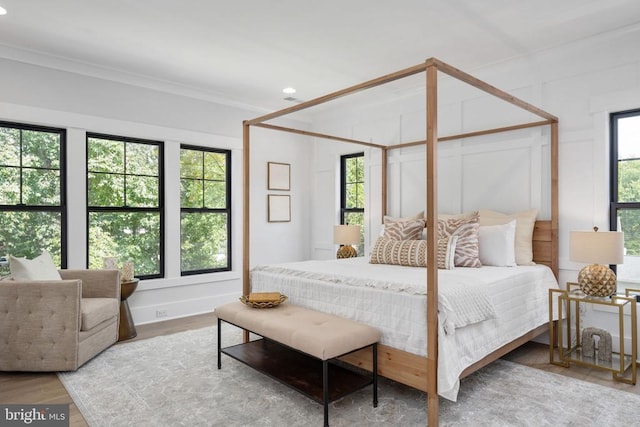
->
xmin=569 ymin=230 xmax=624 ymax=265
xmin=333 ymin=225 xmax=361 ymax=245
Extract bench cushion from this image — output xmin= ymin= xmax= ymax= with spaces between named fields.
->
xmin=215 ymin=302 xmax=380 ymax=360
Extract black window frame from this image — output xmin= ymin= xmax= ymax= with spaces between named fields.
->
xmin=610 ymin=108 xmax=640 ymax=228
xmin=609 ymin=108 xmax=640 ymax=277
xmin=86 ymin=132 xmax=164 ymax=279
xmin=0 ymin=120 xmax=67 ymax=268
xmin=179 ymin=144 xmax=232 ymax=276
xmin=340 ymin=152 xmax=365 ymax=225
xmin=340 ymin=152 xmax=365 ymax=256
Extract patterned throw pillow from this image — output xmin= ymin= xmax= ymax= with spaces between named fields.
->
xmin=437 ymin=212 xmax=482 ymax=268
xmin=369 ymin=236 xmax=457 ymax=270
xmin=382 ymin=219 xmax=425 ymax=240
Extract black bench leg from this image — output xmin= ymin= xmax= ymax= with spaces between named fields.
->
xmin=373 ymin=343 xmax=378 ymax=408
xmin=217 ymin=318 xmax=222 ymax=369
xmin=323 ymin=359 xmax=329 ymax=427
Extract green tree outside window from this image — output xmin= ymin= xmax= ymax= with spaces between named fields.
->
xmin=341 ymin=153 xmax=365 ymax=256
xmin=0 ymin=123 xmax=65 ymax=270
xmin=87 ymin=134 xmax=163 ymax=278
xmin=180 ymin=146 xmax=231 ymax=274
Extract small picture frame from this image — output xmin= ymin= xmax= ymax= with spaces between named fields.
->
xmin=267 ymin=162 xmax=290 ymax=191
xmin=268 ymin=195 xmax=291 ymax=222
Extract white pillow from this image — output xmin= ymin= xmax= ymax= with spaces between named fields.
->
xmin=478 ymin=208 xmax=537 ymax=265
xmin=478 ymin=220 xmax=517 ymax=267
xmin=9 ymin=251 xmax=62 ymax=280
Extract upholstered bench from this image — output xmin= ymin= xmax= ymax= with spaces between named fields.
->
xmin=215 ymin=301 xmax=380 ymax=427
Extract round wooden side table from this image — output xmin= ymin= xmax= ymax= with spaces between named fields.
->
xmin=119 ymin=278 xmax=139 ymax=341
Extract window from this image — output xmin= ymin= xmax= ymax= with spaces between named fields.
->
xmin=610 ymin=108 xmax=640 ymax=285
xmin=0 ymin=121 xmax=66 ymax=270
xmin=340 ymin=152 xmax=364 ymax=255
xmin=180 ymin=145 xmax=231 ymax=274
xmin=87 ymin=133 xmax=163 ymax=279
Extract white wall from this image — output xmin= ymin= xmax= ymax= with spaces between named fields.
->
xmin=308 ymin=25 xmax=640 ymax=344
xmin=0 ymin=58 xmax=312 ymax=324
xmin=3 ymin=23 xmax=640 ymax=337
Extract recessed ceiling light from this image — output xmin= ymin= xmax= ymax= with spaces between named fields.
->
xmin=0 ymin=6 xmax=7 ymax=15
xmin=282 ymin=87 xmax=296 ymax=94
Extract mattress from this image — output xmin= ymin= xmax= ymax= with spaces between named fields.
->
xmin=250 ymin=257 xmax=559 ymax=400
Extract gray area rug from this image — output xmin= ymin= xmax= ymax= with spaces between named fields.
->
xmin=59 ymin=326 xmax=640 ymax=426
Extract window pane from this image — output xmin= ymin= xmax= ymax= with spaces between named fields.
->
xmin=617 ymin=115 xmax=640 ymax=161
xmin=0 ymin=128 xmax=21 ymax=167
xmin=181 ymin=212 xmax=228 ymax=271
xmin=353 ymin=156 xmax=364 ymax=182
xmin=618 ymin=209 xmax=640 ymax=257
xmin=88 ymin=138 xmax=124 ymax=173
xmin=181 ymin=179 xmax=203 ymax=208
xmin=127 ymin=143 xmax=158 ymax=176
xmin=88 ymin=173 xmax=125 ymax=206
xmin=204 ymin=181 xmax=226 ymax=209
xmin=89 ymin=211 xmax=161 ymax=276
xmin=204 ymin=152 xmax=226 ymax=180
xmin=618 ymin=159 xmax=640 ymax=203
xmin=22 ymin=169 xmax=60 ymax=205
xmin=180 ymin=149 xmax=202 ymax=179
xmin=344 ymin=211 xmax=364 ymax=256
xmin=346 ymin=182 xmax=363 ymax=209
xmin=0 ymin=211 xmax=62 ymax=264
xmin=615 ymin=209 xmax=640 ymax=284
xmin=0 ymin=167 xmax=19 ymax=204
xmin=22 ymin=130 xmax=60 ymax=169
xmin=126 ymin=175 xmax=159 ymax=207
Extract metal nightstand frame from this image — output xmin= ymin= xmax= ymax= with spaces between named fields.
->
xmin=549 ymin=282 xmax=637 ymax=384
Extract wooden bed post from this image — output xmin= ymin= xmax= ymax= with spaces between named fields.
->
xmin=381 ymin=147 xmax=388 ymax=219
xmin=551 ymin=121 xmax=559 ymax=278
xmin=242 ymin=121 xmax=251 ymax=343
xmin=425 ymin=61 xmax=439 ymax=426
xmin=243 ymin=121 xmax=251 ymax=296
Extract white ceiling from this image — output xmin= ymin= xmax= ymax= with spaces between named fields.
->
xmin=1 ymin=0 xmax=640 ymax=113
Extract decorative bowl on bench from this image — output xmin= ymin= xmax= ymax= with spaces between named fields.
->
xmin=240 ymin=293 xmax=288 ymax=308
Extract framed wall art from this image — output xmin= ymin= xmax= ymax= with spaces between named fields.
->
xmin=267 ymin=162 xmax=290 ymax=191
xmin=268 ymin=194 xmax=291 ymax=222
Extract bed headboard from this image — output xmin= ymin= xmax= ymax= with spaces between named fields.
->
xmin=532 ymin=220 xmax=558 ymax=278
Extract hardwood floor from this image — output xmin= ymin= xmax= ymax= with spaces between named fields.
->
xmin=1 ymin=313 xmax=637 ymax=426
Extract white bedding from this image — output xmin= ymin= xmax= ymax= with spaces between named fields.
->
xmin=250 ymin=257 xmax=559 ymax=401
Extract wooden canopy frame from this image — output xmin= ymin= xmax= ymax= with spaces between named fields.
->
xmin=242 ymin=57 xmax=558 ymax=425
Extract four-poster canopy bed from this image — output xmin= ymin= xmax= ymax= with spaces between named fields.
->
xmin=242 ymin=57 xmax=559 ymax=425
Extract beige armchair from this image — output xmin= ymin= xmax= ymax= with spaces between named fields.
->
xmin=0 ymin=269 xmax=120 ymax=371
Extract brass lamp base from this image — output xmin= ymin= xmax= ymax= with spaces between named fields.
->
xmin=336 ymin=245 xmax=357 ymax=259
xmin=578 ymin=264 xmax=617 ymax=297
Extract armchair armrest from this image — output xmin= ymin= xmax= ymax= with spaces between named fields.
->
xmin=60 ymin=269 xmax=120 ymax=300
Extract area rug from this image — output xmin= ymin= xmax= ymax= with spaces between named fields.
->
xmin=59 ymin=326 xmax=640 ymax=426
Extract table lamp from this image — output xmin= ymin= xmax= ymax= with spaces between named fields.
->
xmin=569 ymin=227 xmax=624 ymax=297
xmin=334 ymin=225 xmax=361 ymax=258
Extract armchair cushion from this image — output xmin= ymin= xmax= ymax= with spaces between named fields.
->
xmin=81 ymin=298 xmax=119 ymax=331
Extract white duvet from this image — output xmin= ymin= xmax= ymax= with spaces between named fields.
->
xmin=250 ymin=257 xmax=559 ymax=401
